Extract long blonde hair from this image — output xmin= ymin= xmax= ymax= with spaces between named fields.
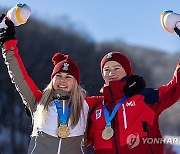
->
xmin=36 ymin=79 xmax=86 ymax=128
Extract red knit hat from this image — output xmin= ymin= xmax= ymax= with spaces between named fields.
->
xmin=51 ymin=52 xmax=80 ymax=84
xmin=100 ymin=51 xmax=133 ymax=75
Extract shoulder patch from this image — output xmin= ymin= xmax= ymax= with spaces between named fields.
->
xmin=139 ymin=88 xmax=159 ymax=105
xmin=95 ymin=109 xmax=102 ymax=119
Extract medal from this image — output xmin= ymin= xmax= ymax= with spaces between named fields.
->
xmin=101 ymin=96 xmax=128 ymax=140
xmin=54 ymin=99 xmax=71 ymax=138
xmin=57 ymin=125 xmax=70 ymax=138
xmin=102 ymin=127 xmax=114 ymax=140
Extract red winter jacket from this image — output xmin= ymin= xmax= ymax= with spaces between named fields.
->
xmin=87 ymin=63 xmax=180 ymax=154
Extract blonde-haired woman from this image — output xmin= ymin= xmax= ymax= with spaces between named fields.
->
xmin=0 ymin=17 xmax=102 ymax=154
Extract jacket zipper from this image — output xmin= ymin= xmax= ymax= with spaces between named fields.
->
xmin=30 ymin=136 xmax=38 ymax=154
xmin=112 ymin=118 xmax=119 ymax=154
xmin=57 ymin=138 xmax=62 ymax=154
xmin=80 ymin=138 xmax=85 ymax=154
xmin=108 ymin=86 xmax=118 ymax=154
xmin=113 ymin=102 xmax=128 ymax=154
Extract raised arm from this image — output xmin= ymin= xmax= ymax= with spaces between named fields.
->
xmin=0 ymin=17 xmax=42 ymax=111
xmin=146 ymin=62 xmax=180 ymax=115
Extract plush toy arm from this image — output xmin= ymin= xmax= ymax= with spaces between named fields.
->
xmin=161 ymin=10 xmax=180 ymax=37
xmin=174 ymin=25 xmax=180 ymax=37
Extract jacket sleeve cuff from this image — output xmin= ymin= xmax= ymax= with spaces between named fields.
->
xmin=2 ymin=39 xmax=18 ymax=51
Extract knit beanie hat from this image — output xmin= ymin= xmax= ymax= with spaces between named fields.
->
xmin=100 ymin=51 xmax=133 ymax=75
xmin=51 ymin=52 xmax=80 ymax=84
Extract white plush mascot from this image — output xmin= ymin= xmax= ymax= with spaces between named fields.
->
xmin=161 ymin=10 xmax=180 ymax=37
xmin=0 ymin=3 xmax=31 ymax=28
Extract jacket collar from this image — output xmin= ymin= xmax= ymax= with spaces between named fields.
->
xmin=103 ymin=76 xmax=128 ymax=102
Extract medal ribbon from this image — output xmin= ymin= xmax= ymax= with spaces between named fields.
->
xmin=102 ymin=96 xmax=128 ymax=127
xmin=54 ymin=99 xmax=71 ymax=125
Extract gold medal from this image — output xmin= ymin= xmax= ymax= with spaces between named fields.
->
xmin=57 ymin=125 xmax=70 ymax=138
xmin=102 ymin=127 xmax=114 ymax=140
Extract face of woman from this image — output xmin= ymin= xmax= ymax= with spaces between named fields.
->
xmin=52 ymin=72 xmax=76 ymax=92
xmin=102 ymin=61 xmax=127 ymax=85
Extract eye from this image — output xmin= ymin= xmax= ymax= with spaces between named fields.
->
xmin=103 ymin=68 xmax=109 ymax=72
xmin=66 ymin=75 xmax=73 ymax=79
xmin=55 ymin=74 xmax=61 ymax=78
xmin=114 ymin=67 xmax=121 ymax=70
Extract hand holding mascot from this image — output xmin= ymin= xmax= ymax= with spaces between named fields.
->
xmin=0 ymin=4 xmax=32 ymax=116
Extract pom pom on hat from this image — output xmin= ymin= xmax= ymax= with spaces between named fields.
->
xmin=51 ymin=52 xmax=80 ymax=84
xmin=100 ymin=51 xmax=133 ymax=76
xmin=52 ymin=52 xmax=68 ymax=65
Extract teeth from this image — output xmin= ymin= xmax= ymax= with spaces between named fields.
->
xmin=59 ymin=85 xmax=66 ymax=88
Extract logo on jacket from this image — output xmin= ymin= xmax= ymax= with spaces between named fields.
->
xmin=126 ymin=101 xmax=136 ymax=107
xmin=96 ymin=109 xmax=102 ymax=119
xmin=126 ymin=133 xmax=140 ymax=149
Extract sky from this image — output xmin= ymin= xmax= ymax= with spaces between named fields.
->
xmin=0 ymin=0 xmax=180 ymax=53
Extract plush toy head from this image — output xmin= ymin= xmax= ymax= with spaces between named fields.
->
xmin=161 ymin=10 xmax=180 ymax=34
xmin=7 ymin=3 xmax=31 ymax=26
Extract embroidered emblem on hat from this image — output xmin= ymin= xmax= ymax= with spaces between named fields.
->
xmin=96 ymin=109 xmax=102 ymax=119
xmin=62 ymin=63 xmax=69 ymax=71
xmin=106 ymin=52 xmax=113 ymax=58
